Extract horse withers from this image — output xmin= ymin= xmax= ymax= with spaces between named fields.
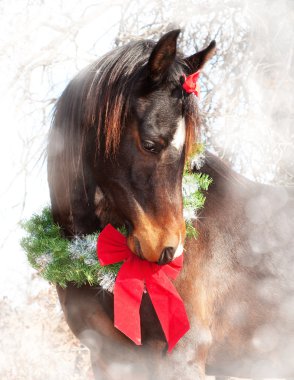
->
xmin=47 ymin=30 xmax=294 ymax=379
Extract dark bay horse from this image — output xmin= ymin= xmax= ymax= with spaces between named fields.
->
xmin=47 ymin=30 xmax=294 ymax=379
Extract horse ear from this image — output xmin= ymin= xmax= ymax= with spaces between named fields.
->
xmin=184 ymin=40 xmax=216 ymax=73
xmin=148 ymin=29 xmax=181 ymax=81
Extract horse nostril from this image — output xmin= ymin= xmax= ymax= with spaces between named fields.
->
xmin=158 ymin=247 xmax=175 ymax=265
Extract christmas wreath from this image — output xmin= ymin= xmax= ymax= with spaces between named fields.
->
xmin=21 ymin=171 xmax=212 ymax=291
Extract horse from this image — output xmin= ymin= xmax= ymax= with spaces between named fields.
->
xmin=47 ymin=30 xmax=294 ymax=379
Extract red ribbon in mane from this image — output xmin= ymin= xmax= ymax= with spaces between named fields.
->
xmin=182 ymin=70 xmax=201 ymax=96
xmin=97 ymin=224 xmax=190 ymax=352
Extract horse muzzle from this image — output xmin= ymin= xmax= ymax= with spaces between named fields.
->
xmin=127 ymin=216 xmax=186 ymax=264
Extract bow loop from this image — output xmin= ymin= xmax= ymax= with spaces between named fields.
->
xmin=97 ymin=224 xmax=131 ymax=265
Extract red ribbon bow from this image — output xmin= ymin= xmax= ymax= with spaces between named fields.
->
xmin=97 ymin=224 xmax=190 ymax=352
xmin=182 ymin=70 xmax=201 ymax=96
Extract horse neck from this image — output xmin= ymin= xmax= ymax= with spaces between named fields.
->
xmin=48 ymin=153 xmax=123 ymax=237
xmin=194 ymin=152 xmax=252 ymax=218
xmin=192 ymin=151 xmax=294 ymax=281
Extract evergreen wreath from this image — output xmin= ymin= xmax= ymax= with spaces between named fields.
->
xmin=21 ymin=170 xmax=212 ymax=291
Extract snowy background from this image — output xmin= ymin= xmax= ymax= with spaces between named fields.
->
xmin=0 ymin=0 xmax=293 ymax=378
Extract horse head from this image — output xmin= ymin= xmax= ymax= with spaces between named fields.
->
xmin=48 ymin=29 xmax=216 ymax=265
xmin=94 ymin=30 xmax=216 ymax=264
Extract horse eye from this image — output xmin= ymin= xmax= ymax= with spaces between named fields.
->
xmin=142 ymin=140 xmax=161 ymax=154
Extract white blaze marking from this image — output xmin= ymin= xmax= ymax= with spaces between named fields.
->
xmin=171 ymin=118 xmax=186 ymax=151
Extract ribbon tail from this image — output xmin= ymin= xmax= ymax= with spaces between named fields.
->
xmin=147 ymin=273 xmax=190 ymax=352
xmin=114 ymin=257 xmax=145 ymax=345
